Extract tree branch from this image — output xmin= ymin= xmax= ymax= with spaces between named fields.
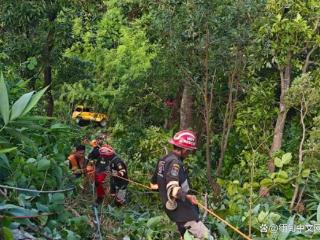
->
xmin=302 ymin=46 xmax=317 ymax=74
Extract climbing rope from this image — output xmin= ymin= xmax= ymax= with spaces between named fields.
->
xmin=111 ymin=174 xmax=153 ymax=190
xmin=0 ymin=184 xmax=75 ymax=194
xmin=197 ymin=202 xmax=252 ymax=240
xmin=111 ymin=174 xmax=204 ymax=196
xmin=111 ymin=174 xmax=252 ymax=240
xmin=125 ymin=172 xmax=206 ymax=196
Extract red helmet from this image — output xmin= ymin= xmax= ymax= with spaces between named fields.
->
xmin=169 ymin=130 xmax=197 ymax=150
xmin=99 ymin=144 xmax=114 ymax=157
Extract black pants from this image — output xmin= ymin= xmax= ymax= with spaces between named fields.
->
xmin=110 ymin=177 xmax=128 ymax=194
xmin=176 ymin=222 xmax=187 ymax=236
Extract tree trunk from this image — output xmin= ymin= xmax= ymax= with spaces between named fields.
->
xmin=180 ymin=82 xmax=193 ymax=130
xmin=202 ymin=25 xmax=221 ymax=197
xmin=269 ymin=52 xmax=292 ymax=171
xmin=270 ymin=66 xmax=291 ymax=152
xmin=216 ymin=71 xmax=239 ymax=175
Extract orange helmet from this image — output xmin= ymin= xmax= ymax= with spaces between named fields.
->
xmin=99 ymin=144 xmax=114 ymax=157
xmin=169 ymin=130 xmax=197 ymax=150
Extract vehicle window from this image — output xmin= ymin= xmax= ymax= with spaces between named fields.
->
xmin=83 ymin=108 xmax=91 ymax=112
xmin=75 ymin=107 xmax=82 ymax=111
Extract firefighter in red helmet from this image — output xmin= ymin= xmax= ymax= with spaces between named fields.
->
xmin=151 ymin=130 xmax=214 ymax=240
xmin=94 ymin=144 xmax=128 ymax=205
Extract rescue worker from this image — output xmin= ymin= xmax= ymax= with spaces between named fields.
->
xmin=95 ymin=144 xmax=113 ymax=204
xmin=68 ymin=145 xmax=86 ymax=177
xmin=151 ymin=130 xmax=214 ymax=240
xmin=95 ymin=144 xmax=128 ymax=205
xmin=86 ymin=135 xmax=107 ymax=183
xmin=88 ymin=134 xmax=105 ymax=161
xmin=109 ymin=152 xmax=128 ymax=206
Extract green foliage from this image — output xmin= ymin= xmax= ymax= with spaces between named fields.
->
xmin=235 ymin=80 xmax=277 ymax=151
xmin=0 ymin=73 xmax=10 ymax=125
xmin=62 ymin=1 xmax=159 ymax=128
xmin=286 ymin=73 xmax=320 ymax=110
xmin=103 ymin=205 xmax=177 ymax=239
xmin=0 ymin=76 xmax=89 ymax=239
xmin=111 ymin=126 xmax=172 ymax=185
xmin=305 ymin=116 xmax=320 ymax=169
xmin=259 ymin=0 xmax=320 ymax=67
xmin=1 ymin=0 xmax=320 ymax=239
xmin=138 ymin=127 xmax=172 ymax=162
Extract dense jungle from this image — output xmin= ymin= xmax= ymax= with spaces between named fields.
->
xmin=1 ymin=0 xmax=320 ymax=239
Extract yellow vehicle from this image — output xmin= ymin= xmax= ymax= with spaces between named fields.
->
xmin=72 ymin=105 xmax=107 ymax=127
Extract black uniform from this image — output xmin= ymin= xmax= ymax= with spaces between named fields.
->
xmin=151 ymin=153 xmax=199 ymax=223
xmin=88 ymin=146 xmax=100 ymax=161
xmin=110 ymin=155 xmax=128 ymax=194
xmin=95 ymin=155 xmax=111 ymax=173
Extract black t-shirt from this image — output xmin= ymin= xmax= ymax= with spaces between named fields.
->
xmin=151 ymin=153 xmax=199 ymax=223
xmin=110 ymin=155 xmax=128 ymax=186
xmin=88 ymin=146 xmax=100 ymax=161
xmin=95 ymin=156 xmax=111 ymax=173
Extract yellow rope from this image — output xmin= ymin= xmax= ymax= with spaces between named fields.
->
xmin=111 ymin=174 xmax=153 ymax=190
xmin=112 ymin=174 xmax=252 ymax=240
xmin=197 ymin=202 xmax=252 ymax=240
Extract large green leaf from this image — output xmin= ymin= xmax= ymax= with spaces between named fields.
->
xmin=183 ymin=230 xmax=194 ymax=240
xmin=65 ymin=230 xmax=80 ymax=240
xmin=215 ymin=222 xmax=230 ymax=239
xmin=281 ymin=153 xmax=292 ymax=165
xmin=0 ymin=153 xmax=10 ymax=168
xmin=3 ymin=127 xmax=36 ymax=149
xmin=0 ymin=72 xmax=10 ymax=125
xmin=278 ymin=170 xmax=288 ymax=179
xmin=0 ymin=203 xmax=21 ymax=210
xmin=7 ymin=207 xmax=36 ymax=217
xmin=274 ymin=157 xmax=283 ymax=168
xmin=37 ymin=159 xmax=51 ymax=171
xmin=0 ymin=147 xmax=17 ymax=154
xmin=146 ymin=216 xmax=163 ymax=227
xmin=2 ymin=227 xmax=13 ymax=240
xmin=278 ymin=215 xmax=295 ymax=240
xmin=21 ymin=85 xmax=49 ymax=116
xmin=10 ymin=91 xmax=34 ymax=121
xmin=0 ymin=136 xmax=10 ymax=145
xmin=260 ymin=178 xmax=273 ymax=187
xmin=301 ymin=169 xmax=310 ymax=178
xmin=51 ymin=193 xmax=65 ymax=204
xmin=0 ymin=204 xmax=37 ymax=217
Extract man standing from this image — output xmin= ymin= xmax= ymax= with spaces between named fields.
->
xmin=110 ymin=153 xmax=128 ymax=206
xmin=94 ymin=144 xmax=114 ymax=204
xmin=94 ymin=144 xmax=128 ymax=205
xmin=151 ymin=130 xmax=213 ymax=240
xmin=68 ymin=145 xmax=86 ymax=177
xmin=88 ymin=134 xmax=106 ymax=161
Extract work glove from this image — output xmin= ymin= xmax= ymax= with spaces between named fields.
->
xmin=186 ymin=194 xmax=198 ymax=205
xmin=149 ymin=183 xmax=159 ymax=190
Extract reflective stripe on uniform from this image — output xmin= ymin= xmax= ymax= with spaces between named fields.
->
xmin=166 ymin=181 xmax=180 ymax=198
xmin=119 ymin=169 xmax=126 ymax=176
